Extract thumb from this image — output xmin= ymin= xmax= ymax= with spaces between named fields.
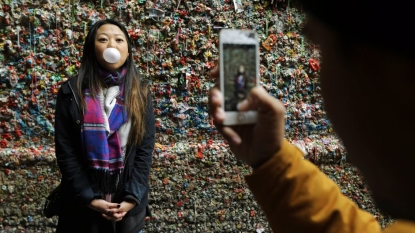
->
xmin=238 ymin=86 xmax=283 ymax=114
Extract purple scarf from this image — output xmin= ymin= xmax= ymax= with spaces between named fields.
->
xmin=82 ymin=67 xmax=128 ymax=194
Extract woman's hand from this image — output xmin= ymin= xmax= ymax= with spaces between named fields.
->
xmin=88 ymin=199 xmax=126 ymax=221
xmin=102 ymin=211 xmax=126 ymax=222
xmin=208 ymin=68 xmax=286 ymax=169
xmin=102 ymin=200 xmax=136 ymax=222
xmin=88 ymin=199 xmax=119 ymax=213
xmin=116 ymin=201 xmax=136 ymax=213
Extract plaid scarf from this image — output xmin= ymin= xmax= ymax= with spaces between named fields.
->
xmin=82 ymin=66 xmax=128 ymax=194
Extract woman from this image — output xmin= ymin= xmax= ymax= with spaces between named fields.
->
xmin=54 ymin=19 xmax=155 ymax=233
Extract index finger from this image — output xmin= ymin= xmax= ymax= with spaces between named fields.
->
xmin=209 ymin=67 xmax=220 ymax=90
xmin=209 ymin=67 xmax=219 ymax=81
xmin=107 ymin=203 xmax=119 ymax=209
xmin=111 ymin=212 xmax=127 ymax=218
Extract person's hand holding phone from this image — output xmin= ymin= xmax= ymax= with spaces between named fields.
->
xmin=209 ymin=68 xmax=286 ymax=169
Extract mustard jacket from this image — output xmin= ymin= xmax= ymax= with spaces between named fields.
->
xmin=245 ymin=140 xmax=415 ymax=233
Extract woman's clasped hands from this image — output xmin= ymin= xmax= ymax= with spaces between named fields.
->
xmin=88 ymin=199 xmax=136 ymax=222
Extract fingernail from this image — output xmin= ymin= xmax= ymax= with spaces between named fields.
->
xmin=232 ymin=136 xmax=241 ymax=145
xmin=237 ymin=99 xmax=248 ymax=110
xmin=215 ymin=110 xmax=225 ymax=121
xmin=211 ymin=93 xmax=218 ymax=101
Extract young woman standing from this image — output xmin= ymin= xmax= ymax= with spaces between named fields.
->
xmin=54 ymin=19 xmax=155 ymax=233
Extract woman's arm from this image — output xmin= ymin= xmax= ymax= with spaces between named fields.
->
xmin=123 ymin=90 xmax=155 ymax=204
xmin=54 ymin=85 xmax=97 ymax=205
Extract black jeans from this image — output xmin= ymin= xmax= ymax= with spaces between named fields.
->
xmin=115 ymin=209 xmax=146 ymax=233
xmin=56 ymin=208 xmax=146 ymax=233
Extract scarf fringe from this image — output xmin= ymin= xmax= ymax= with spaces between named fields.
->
xmin=91 ymin=168 xmax=124 ymax=195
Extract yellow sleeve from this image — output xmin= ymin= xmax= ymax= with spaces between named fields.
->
xmin=245 ymin=140 xmax=381 ymax=233
xmin=383 ymin=220 xmax=415 ymax=233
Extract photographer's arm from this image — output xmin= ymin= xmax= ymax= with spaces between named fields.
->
xmin=245 ymin=141 xmax=381 ymax=233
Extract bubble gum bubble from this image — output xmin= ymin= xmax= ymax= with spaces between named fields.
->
xmin=103 ymin=48 xmax=121 ymax=63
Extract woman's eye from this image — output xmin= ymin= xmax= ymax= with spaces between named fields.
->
xmin=116 ymin=39 xmax=124 ymax=42
xmin=98 ymin=38 xmax=107 ymax=42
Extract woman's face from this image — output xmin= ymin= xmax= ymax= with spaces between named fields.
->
xmin=94 ymin=24 xmax=129 ymax=72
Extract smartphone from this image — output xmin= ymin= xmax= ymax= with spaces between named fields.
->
xmin=219 ymin=29 xmax=259 ymax=125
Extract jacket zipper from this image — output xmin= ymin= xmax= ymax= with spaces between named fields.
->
xmin=115 ymin=147 xmax=132 ymax=192
xmin=124 ymin=147 xmax=132 ymax=166
xmin=68 ymin=81 xmax=83 ymax=115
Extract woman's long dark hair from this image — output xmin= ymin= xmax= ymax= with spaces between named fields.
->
xmin=76 ymin=19 xmax=149 ymax=146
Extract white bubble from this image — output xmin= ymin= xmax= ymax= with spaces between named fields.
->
xmin=103 ymin=48 xmax=121 ymax=63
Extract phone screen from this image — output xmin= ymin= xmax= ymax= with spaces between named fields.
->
xmin=222 ymin=43 xmax=258 ymax=111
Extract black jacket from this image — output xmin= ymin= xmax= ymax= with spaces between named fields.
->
xmin=54 ymin=77 xmax=155 ymax=223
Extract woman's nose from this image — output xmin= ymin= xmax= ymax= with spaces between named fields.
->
xmin=107 ymin=41 xmax=115 ymax=48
